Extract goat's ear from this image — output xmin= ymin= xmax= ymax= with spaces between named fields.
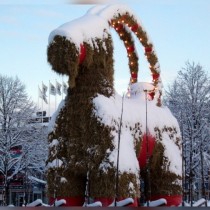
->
xmin=47 ymin=35 xmax=79 ymax=87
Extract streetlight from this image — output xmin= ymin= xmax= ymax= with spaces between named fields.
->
xmin=115 ymin=94 xmax=125 ymax=207
xmin=143 ymin=89 xmax=151 ymax=207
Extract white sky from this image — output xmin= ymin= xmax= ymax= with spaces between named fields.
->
xmin=0 ymin=0 xmax=210 ymax=115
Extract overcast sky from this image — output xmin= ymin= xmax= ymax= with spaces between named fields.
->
xmin=1 ymin=0 xmax=210 ymax=115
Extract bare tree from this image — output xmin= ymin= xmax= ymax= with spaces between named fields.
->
xmin=164 ymin=62 xmax=210 ymax=204
xmin=0 ymin=75 xmax=48 ymax=205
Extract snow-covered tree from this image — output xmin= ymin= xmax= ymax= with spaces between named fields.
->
xmin=0 ymin=75 xmax=48 ymax=205
xmin=164 ymin=62 xmax=210 ymax=203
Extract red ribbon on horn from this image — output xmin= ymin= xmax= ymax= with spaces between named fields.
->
xmin=131 ymin=24 xmax=139 ymax=32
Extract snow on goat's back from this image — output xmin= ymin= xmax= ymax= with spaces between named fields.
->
xmin=93 ymin=82 xmax=182 ymax=176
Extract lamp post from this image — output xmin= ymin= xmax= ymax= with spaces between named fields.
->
xmin=181 ymin=110 xmax=185 ymax=206
xmin=24 ymin=151 xmax=28 ymax=206
xmin=115 ymin=94 xmax=125 ymax=207
xmin=144 ymin=89 xmax=151 ymax=207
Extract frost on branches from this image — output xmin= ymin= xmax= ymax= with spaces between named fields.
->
xmin=165 ymin=62 xmax=210 ymax=203
xmin=0 ymin=75 xmax=48 ymax=205
xmin=46 ymin=4 xmax=182 ymax=207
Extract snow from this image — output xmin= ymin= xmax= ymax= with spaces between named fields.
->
xmin=47 ymin=158 xmax=63 ymax=168
xmin=183 ymin=201 xmax=190 ymax=207
xmin=108 ymin=198 xmax=134 ymax=207
xmin=60 ymin=177 xmax=67 ymax=183
xmin=28 ymin=175 xmax=47 ymax=184
xmin=161 ymin=132 xmax=182 ymax=175
xmin=48 ymin=14 xmax=109 ymax=49
xmin=49 ymin=139 xmax=59 ymax=148
xmin=54 ymin=199 xmax=66 ymax=207
xmin=26 ymin=199 xmax=42 ymax=207
xmin=48 ymin=99 xmax=65 ymax=133
xmin=193 ymin=198 xmax=206 ymax=207
xmin=84 ymin=201 xmax=102 ymax=207
xmin=146 ymin=198 xmax=167 ymax=207
xmin=93 ymin=82 xmax=181 ymax=176
xmin=128 ymin=182 xmax=134 ymax=194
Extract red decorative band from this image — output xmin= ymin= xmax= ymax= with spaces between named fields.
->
xmin=79 ymin=44 xmax=86 ymax=64
xmin=127 ymin=45 xmax=135 ymax=53
xmin=138 ymin=134 xmax=156 ymax=168
xmin=145 ymin=47 xmax=152 ymax=53
xmin=116 ymin=23 xmax=123 ymax=31
xmin=149 ymin=91 xmax=155 ymax=100
xmin=152 ymin=73 xmax=160 ymax=80
xmin=131 ymin=72 xmax=137 ymax=79
xmin=131 ymin=24 xmax=139 ymax=32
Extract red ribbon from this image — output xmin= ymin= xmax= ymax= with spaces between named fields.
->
xmin=138 ymin=134 xmax=156 ymax=168
xmin=149 ymin=91 xmax=155 ymax=100
xmin=127 ymin=46 xmax=135 ymax=53
xmin=115 ymin=23 xmax=123 ymax=31
xmin=145 ymin=46 xmax=152 ymax=53
xmin=131 ymin=72 xmax=137 ymax=79
xmin=79 ymin=44 xmax=86 ymax=64
xmin=131 ymin=24 xmax=139 ymax=32
xmin=152 ymin=73 xmax=160 ymax=81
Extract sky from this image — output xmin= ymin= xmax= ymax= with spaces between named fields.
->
xmin=0 ymin=0 xmax=210 ymax=115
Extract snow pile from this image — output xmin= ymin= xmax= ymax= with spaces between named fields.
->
xmin=26 ymin=199 xmax=42 ymax=207
xmin=193 ymin=198 xmax=206 ymax=207
xmin=108 ymin=198 xmax=134 ymax=207
xmin=84 ymin=201 xmax=102 ymax=207
xmin=183 ymin=201 xmax=190 ymax=207
xmin=7 ymin=204 xmax=15 ymax=207
xmin=93 ymin=82 xmax=182 ymax=176
xmin=147 ymin=198 xmax=167 ymax=207
xmin=54 ymin=199 xmax=66 ymax=207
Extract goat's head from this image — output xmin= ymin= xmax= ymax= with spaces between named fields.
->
xmin=47 ymin=15 xmax=113 ymax=89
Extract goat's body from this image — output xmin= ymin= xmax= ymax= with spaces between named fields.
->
xmin=46 ymin=5 xmax=182 ymax=206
